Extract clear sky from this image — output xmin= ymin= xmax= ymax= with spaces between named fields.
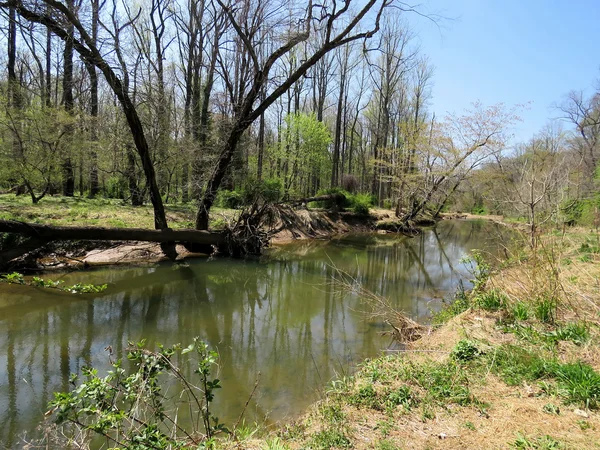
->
xmin=411 ymin=0 xmax=600 ymax=142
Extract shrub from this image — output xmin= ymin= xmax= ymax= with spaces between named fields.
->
xmin=48 ymin=338 xmax=226 ymax=448
xmin=451 ymin=340 xmax=482 ymax=362
xmin=351 ymin=193 xmax=372 ymax=216
xmin=216 ymin=189 xmax=243 ymax=209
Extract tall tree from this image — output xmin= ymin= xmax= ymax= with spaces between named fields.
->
xmin=195 ymin=0 xmax=395 ymax=230
xmin=1 ymin=0 xmax=170 ymax=230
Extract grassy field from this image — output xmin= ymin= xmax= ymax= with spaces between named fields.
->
xmin=222 ymin=227 xmax=600 ymax=449
xmin=0 ymin=194 xmax=236 ymax=230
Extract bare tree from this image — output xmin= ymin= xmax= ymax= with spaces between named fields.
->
xmin=195 ymin=0 xmax=396 ymax=229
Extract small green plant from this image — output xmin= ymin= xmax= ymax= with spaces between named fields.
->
xmin=1 ymin=272 xmax=24 ymax=284
xmin=63 ymin=282 xmax=108 ymax=294
xmin=349 ymin=383 xmax=379 ymax=409
xmin=385 ymin=385 xmax=416 ymax=411
xmin=1 ymin=272 xmax=107 ymax=294
xmin=512 ymin=433 xmax=563 ymax=449
xmin=552 ymin=362 xmax=600 ymax=409
xmin=31 ymin=276 xmax=62 ymax=288
xmin=319 ymin=402 xmax=346 ymax=424
xmin=48 ymin=338 xmax=226 ymax=449
xmin=376 ymin=439 xmax=401 ymax=450
xmin=547 ymin=322 xmax=590 ymax=346
xmin=375 ymin=419 xmax=394 ymax=437
xmin=351 ymin=193 xmax=372 ymax=216
xmin=451 ymin=340 xmax=482 ymax=362
xmin=534 ymin=295 xmax=557 ymax=324
xmin=432 ymin=281 xmax=470 ymax=324
xmin=262 ymin=436 xmax=290 ymax=450
xmin=461 ymin=250 xmax=491 ymax=292
xmin=475 ymin=289 xmax=507 ymax=312
xmin=577 ymin=419 xmax=591 ymax=430
xmin=464 ymin=421 xmax=476 ymax=431
xmin=542 ymin=403 xmax=560 ymax=415
xmin=512 ymin=301 xmax=530 ymax=321
xmin=309 ymin=428 xmax=351 ymax=449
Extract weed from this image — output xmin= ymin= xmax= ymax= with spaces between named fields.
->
xmin=1 ymin=272 xmax=24 ymax=284
xmin=31 ymin=276 xmax=62 ymax=288
xmin=547 ymin=322 xmax=590 ymax=346
xmin=451 ymin=340 xmax=482 ymax=362
xmin=319 ymin=402 xmax=346 ymax=424
xmin=309 ymin=428 xmax=351 ymax=449
xmin=512 ymin=433 xmax=563 ymax=449
xmin=262 ymin=437 xmax=290 ymax=450
xmin=63 ymin=282 xmax=108 ymax=294
xmin=512 ymin=301 xmax=531 ymax=321
xmin=489 ymin=345 xmax=600 ymax=409
xmin=376 ymin=439 xmax=401 ymax=450
xmin=411 ymin=361 xmax=477 ymax=407
xmin=277 ymin=422 xmax=305 ymax=441
xmin=487 ymin=345 xmax=553 ymax=385
xmin=578 ymin=254 xmax=593 ymax=263
xmin=534 ymin=296 xmax=557 ymax=324
xmin=577 ymin=420 xmax=591 ymax=430
xmin=385 ymin=385 xmax=416 ymax=411
xmin=375 ymin=419 xmax=394 ymax=437
xmin=464 ymin=421 xmax=476 ymax=431
xmin=475 ymin=289 xmax=507 ymax=311
xmin=48 ymin=338 xmax=225 ymax=448
xmin=234 ymin=420 xmax=260 ymax=441
xmin=542 ymin=403 xmax=560 ymax=415
xmin=327 ymin=376 xmax=354 ymax=395
xmin=461 ymin=250 xmax=491 ymax=292
xmin=349 ymin=384 xmax=380 ymax=409
xmin=552 ymin=362 xmax=600 ymax=409
xmin=420 ymin=405 xmax=435 ymax=422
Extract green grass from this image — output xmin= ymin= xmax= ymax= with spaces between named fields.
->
xmin=308 ymin=428 xmax=351 ymax=449
xmin=0 ymin=193 xmax=236 ymax=230
xmin=485 ymin=345 xmax=600 ymax=409
xmin=512 ymin=433 xmax=564 ymax=449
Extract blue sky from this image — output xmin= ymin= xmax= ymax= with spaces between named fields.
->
xmin=412 ymin=0 xmax=600 ymax=142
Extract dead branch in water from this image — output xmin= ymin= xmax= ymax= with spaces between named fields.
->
xmin=331 ymin=264 xmax=425 ymax=343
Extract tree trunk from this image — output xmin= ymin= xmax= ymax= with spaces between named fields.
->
xmin=0 ymin=220 xmax=225 ymax=258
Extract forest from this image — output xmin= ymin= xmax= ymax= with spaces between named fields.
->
xmin=0 ymin=0 xmax=598 ymax=240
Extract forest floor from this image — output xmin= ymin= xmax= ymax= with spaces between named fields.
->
xmin=226 ymin=225 xmax=600 ymax=449
xmin=0 ymin=194 xmax=402 ymax=268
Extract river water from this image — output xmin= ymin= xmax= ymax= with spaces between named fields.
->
xmin=0 ymin=219 xmax=509 ymax=447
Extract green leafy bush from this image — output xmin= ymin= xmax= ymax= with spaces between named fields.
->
xmin=49 ymin=338 xmax=226 ymax=448
xmin=216 ymin=189 xmax=243 ymax=209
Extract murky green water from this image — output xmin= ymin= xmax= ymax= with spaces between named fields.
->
xmin=0 ymin=220 xmax=509 ymax=447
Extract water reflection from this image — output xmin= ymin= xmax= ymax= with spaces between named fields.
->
xmin=0 ymin=220 xmax=509 ymax=447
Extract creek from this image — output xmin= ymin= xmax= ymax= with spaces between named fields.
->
xmin=0 ymin=219 xmax=510 ymax=447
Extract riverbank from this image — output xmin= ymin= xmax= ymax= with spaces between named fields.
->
xmin=0 ymin=194 xmax=408 ymax=269
xmin=230 ymin=226 xmax=600 ymax=449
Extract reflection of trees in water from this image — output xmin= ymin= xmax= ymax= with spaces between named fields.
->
xmin=0 ymin=220 xmax=508 ymax=446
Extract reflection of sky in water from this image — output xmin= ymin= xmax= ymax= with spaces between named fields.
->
xmin=0 ymin=220 xmax=510 ymax=448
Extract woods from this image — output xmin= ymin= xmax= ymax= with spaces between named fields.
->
xmin=0 ymin=0 xmax=598 ymax=255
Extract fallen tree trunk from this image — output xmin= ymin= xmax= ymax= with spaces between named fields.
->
xmin=0 ymin=220 xmax=229 ymax=268
xmin=0 ymin=220 xmax=226 ymax=245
